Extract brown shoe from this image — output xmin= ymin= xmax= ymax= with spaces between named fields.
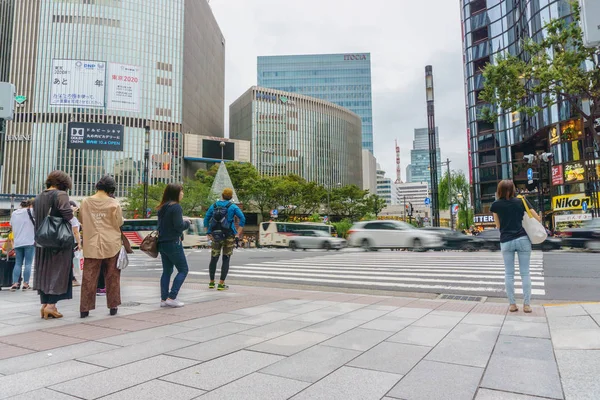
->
xmin=509 ymin=304 xmax=519 ymax=312
xmin=523 ymin=305 xmax=532 ymax=313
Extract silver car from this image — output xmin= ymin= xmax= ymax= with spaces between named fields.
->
xmin=288 ymin=230 xmax=346 ymax=251
xmin=347 ymin=220 xmax=443 ymax=251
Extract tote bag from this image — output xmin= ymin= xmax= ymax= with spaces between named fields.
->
xmin=35 ymin=191 xmax=74 ymax=249
xmin=518 ymin=196 xmax=547 ymax=245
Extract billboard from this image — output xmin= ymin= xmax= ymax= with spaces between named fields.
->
xmin=551 ymin=165 xmax=564 ymax=186
xmin=107 ymin=63 xmax=141 ymax=112
xmin=203 ymin=139 xmax=234 ymax=160
xmin=51 ymin=59 xmax=106 ymax=107
xmin=67 ymin=122 xmax=124 ymax=151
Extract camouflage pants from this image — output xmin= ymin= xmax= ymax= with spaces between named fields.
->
xmin=211 ymin=236 xmax=235 ymax=258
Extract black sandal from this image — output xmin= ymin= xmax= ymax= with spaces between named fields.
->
xmin=10 ymin=284 xmax=19 ymax=292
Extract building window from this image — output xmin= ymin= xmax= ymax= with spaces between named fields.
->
xmin=157 ymin=62 xmax=173 ymax=72
xmin=155 ymin=108 xmax=172 ymax=117
xmin=156 ymin=77 xmax=173 ymax=86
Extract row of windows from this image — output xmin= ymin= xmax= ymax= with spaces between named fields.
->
xmin=261 ymin=69 xmax=370 ymax=77
xmin=264 ymin=85 xmax=371 ymax=92
xmin=52 ymin=14 xmax=120 ymax=27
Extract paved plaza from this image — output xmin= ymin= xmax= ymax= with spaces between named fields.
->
xmin=0 ymin=280 xmax=598 ymax=400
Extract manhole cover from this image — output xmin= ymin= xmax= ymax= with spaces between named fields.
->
xmin=120 ymin=302 xmax=141 ymax=307
xmin=438 ymin=294 xmax=483 ymax=302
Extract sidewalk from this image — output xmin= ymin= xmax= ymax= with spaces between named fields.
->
xmin=0 ymin=281 xmax=598 ymax=400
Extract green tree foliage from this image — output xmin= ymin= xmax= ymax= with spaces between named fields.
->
xmin=438 ymin=170 xmax=472 ymax=229
xmin=362 ymin=194 xmax=388 ymax=217
xmin=481 ymin=2 xmax=600 ymax=145
xmin=330 ymin=185 xmax=369 ymax=220
xmin=332 ymin=218 xmax=353 ymax=239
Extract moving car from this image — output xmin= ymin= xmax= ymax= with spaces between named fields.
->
xmin=347 ymin=220 xmax=443 ymax=251
xmin=561 ymin=219 xmax=600 ymax=251
xmin=288 ymin=230 xmax=346 ymax=251
xmin=476 ymin=229 xmax=562 ymax=252
xmin=421 ymin=227 xmax=483 ymax=251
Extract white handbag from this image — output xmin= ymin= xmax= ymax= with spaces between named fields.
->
xmin=518 ymin=196 xmax=547 ymax=245
xmin=117 ymin=246 xmax=129 ymax=270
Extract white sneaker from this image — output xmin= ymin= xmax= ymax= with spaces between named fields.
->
xmin=165 ymin=298 xmax=184 ymax=308
xmin=160 ymin=301 xmax=168 ymax=308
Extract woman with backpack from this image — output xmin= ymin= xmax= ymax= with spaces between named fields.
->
xmin=157 ymin=184 xmax=191 ymax=308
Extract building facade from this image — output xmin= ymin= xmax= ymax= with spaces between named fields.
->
xmin=362 ymin=149 xmax=377 ymax=195
xmin=406 ymin=127 xmax=442 ymax=186
xmin=376 ymin=165 xmax=394 ymax=205
xmin=0 ymin=0 xmax=225 ymax=199
xmin=229 ymin=86 xmax=363 ymax=188
xmin=461 ymin=0 xmax=599 ymax=227
xmin=395 ymin=181 xmax=430 ymax=217
xmin=257 ymin=53 xmax=374 ymax=153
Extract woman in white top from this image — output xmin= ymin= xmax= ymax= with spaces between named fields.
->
xmin=9 ymin=199 xmax=36 ymax=290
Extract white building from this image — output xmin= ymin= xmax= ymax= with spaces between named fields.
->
xmin=376 ymin=164 xmax=394 ymax=205
xmin=395 ymin=181 xmax=430 ymax=216
xmin=362 ymin=149 xmax=377 ymax=194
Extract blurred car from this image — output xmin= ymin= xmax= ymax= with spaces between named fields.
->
xmin=561 ymin=219 xmax=600 ymax=251
xmin=420 ymin=227 xmax=483 ymax=251
xmin=476 ymin=229 xmax=562 ymax=252
xmin=288 ymin=230 xmax=346 ymax=251
xmin=347 ymin=220 xmax=443 ymax=251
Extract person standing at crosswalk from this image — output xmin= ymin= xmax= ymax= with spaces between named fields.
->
xmin=204 ymin=188 xmax=245 ymax=291
xmin=491 ymin=180 xmax=541 ymax=313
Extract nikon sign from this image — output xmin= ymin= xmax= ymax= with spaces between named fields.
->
xmin=552 ymin=193 xmax=599 ymax=211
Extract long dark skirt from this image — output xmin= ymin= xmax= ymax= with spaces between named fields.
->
xmin=39 ymin=269 xmax=73 ymax=304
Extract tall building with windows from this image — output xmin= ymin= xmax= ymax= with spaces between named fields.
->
xmin=257 ymin=53 xmax=374 ymax=153
xmin=229 ymin=86 xmax=363 ymax=187
xmin=406 ymin=127 xmax=441 ymax=186
xmin=462 ymin=0 xmax=599 ymax=225
xmin=0 ymin=0 xmax=225 ymax=199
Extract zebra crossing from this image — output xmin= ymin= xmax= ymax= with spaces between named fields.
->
xmin=226 ymin=251 xmax=546 ymax=297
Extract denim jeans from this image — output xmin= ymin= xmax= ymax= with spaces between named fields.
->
xmin=500 ymin=236 xmax=532 ymax=305
xmin=158 ymin=240 xmax=189 ymax=301
xmin=13 ymin=245 xmax=35 ymax=284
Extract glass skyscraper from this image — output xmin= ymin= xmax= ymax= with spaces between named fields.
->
xmin=257 ymin=53 xmax=374 ymax=153
xmin=406 ymin=128 xmax=442 ymax=187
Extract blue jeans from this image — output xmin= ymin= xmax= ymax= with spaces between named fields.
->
xmin=500 ymin=236 xmax=532 ymax=305
xmin=13 ymin=245 xmax=35 ymax=285
xmin=158 ymin=241 xmax=189 ymax=301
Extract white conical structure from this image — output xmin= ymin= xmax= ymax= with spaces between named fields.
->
xmin=209 ymin=161 xmax=239 ymax=203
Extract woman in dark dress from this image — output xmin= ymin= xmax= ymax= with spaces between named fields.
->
xmin=33 ymin=171 xmax=75 ymax=319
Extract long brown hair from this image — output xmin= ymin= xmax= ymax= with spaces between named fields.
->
xmin=496 ymin=180 xmax=516 ymax=200
xmin=157 ymin=183 xmax=183 ymax=210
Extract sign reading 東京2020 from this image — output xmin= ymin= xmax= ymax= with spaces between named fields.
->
xmin=67 ymin=122 xmax=124 ymax=151
xmin=51 ymin=59 xmax=106 ymax=107
xmin=107 ymin=63 xmax=141 ymax=112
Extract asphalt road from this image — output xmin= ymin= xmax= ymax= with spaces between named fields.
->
xmin=122 ymin=248 xmax=600 ymax=302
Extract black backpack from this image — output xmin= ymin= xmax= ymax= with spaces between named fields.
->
xmin=209 ymin=202 xmax=233 ymax=240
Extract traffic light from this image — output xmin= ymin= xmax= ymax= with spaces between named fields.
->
xmin=524 ymin=154 xmax=535 ymax=164
xmin=540 ymin=153 xmax=554 ymax=163
xmin=408 ymin=203 xmax=414 ymax=216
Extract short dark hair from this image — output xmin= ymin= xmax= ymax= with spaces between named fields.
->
xmin=20 ymin=199 xmax=33 ymax=208
xmin=45 ymin=170 xmax=72 ymax=191
xmin=497 ymin=180 xmax=516 ymax=200
xmin=96 ymin=175 xmax=116 ymax=195
xmin=157 ymin=183 xmax=183 ymax=209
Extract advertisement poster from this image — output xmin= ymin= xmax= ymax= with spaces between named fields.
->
xmin=107 ymin=63 xmax=141 ymax=112
xmin=552 ymin=165 xmax=564 ymax=185
xmin=564 ymin=163 xmax=585 ymax=182
xmin=67 ymin=122 xmax=124 ymax=151
xmin=50 ymin=59 xmax=106 ymax=107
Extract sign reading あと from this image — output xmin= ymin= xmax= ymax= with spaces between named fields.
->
xmin=67 ymin=122 xmax=124 ymax=151
xmin=51 ymin=59 xmax=106 ymax=107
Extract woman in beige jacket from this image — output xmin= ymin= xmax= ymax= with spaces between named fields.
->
xmin=79 ymin=175 xmax=124 ymax=318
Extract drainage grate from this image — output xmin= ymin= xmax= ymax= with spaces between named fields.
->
xmin=120 ymin=302 xmax=141 ymax=307
xmin=438 ymin=294 xmax=483 ymax=302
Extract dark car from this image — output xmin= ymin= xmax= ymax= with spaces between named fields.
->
xmin=561 ymin=219 xmax=600 ymax=251
xmin=477 ymin=229 xmax=562 ymax=252
xmin=421 ymin=227 xmax=483 ymax=251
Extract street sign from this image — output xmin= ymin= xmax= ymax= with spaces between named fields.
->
xmin=452 ymin=204 xmax=459 ymax=215
xmin=323 ymin=216 xmax=329 ymax=223
xmin=270 ymin=209 xmax=278 ymax=218
xmin=527 ymin=168 xmax=533 ymax=181
xmin=14 ymin=95 xmax=27 ymax=104
xmin=582 ymin=201 xmax=588 ymax=212
xmin=424 ymin=197 xmax=431 ymax=206
xmin=146 ymin=208 xmax=151 ymax=218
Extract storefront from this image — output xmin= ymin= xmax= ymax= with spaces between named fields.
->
xmin=473 ymin=214 xmax=496 ymax=231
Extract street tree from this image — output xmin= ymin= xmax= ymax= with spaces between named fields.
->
xmin=363 ymin=194 xmax=387 ymax=217
xmin=481 ymin=2 xmax=600 ymax=146
xmin=438 ymin=170 xmax=471 ymax=229
xmin=330 ymin=185 xmax=369 ymax=220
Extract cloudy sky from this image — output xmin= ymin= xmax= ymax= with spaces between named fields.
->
xmin=211 ymin=0 xmax=469 ymax=180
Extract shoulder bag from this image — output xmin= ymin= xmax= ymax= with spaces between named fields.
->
xmin=35 ymin=191 xmax=74 ymax=249
xmin=518 ymin=196 xmax=547 ymax=245
xmin=140 ymin=231 xmax=159 ymax=258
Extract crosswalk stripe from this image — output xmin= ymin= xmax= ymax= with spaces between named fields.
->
xmin=256 ymin=263 xmax=544 ymax=273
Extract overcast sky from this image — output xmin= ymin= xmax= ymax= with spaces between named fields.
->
xmin=211 ymin=0 xmax=469 ymax=181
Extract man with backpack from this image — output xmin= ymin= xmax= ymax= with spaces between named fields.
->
xmin=204 ymin=188 xmax=246 ymax=291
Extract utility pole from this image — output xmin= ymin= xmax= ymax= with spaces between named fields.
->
xmin=425 ymin=66 xmax=440 ymax=227
xmin=403 ymin=195 xmax=407 ymax=222
xmin=446 ymin=158 xmax=453 ymax=231
xmin=143 ymin=125 xmax=150 ymax=217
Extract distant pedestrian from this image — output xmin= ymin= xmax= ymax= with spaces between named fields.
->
xmin=491 ymin=180 xmax=540 ymax=313
xmin=33 ymin=171 xmax=76 ymax=320
xmin=9 ymin=199 xmax=36 ymax=291
xmin=79 ymin=176 xmax=123 ymax=318
xmin=204 ymin=188 xmax=245 ymax=290
xmin=157 ymin=183 xmax=191 ymax=308
xmin=69 ymin=201 xmax=83 ymax=287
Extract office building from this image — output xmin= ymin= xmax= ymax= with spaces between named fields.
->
xmin=362 ymin=149 xmax=377 ymax=194
xmin=0 ymin=0 xmax=225 ymax=198
xmin=257 ymin=53 xmax=374 ymax=153
xmin=229 ymin=86 xmax=362 ymax=187
xmin=461 ymin=0 xmax=600 ymax=222
xmin=395 ymin=181 xmax=430 ymax=217
xmin=406 ymin=128 xmax=442 ymax=186
xmin=376 ymin=165 xmax=394 ymax=205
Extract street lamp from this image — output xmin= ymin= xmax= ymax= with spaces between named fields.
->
xmin=10 ymin=181 xmax=16 ymax=214
xmin=143 ymin=125 xmax=150 ymax=217
xmin=425 ymin=65 xmax=440 ymax=227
